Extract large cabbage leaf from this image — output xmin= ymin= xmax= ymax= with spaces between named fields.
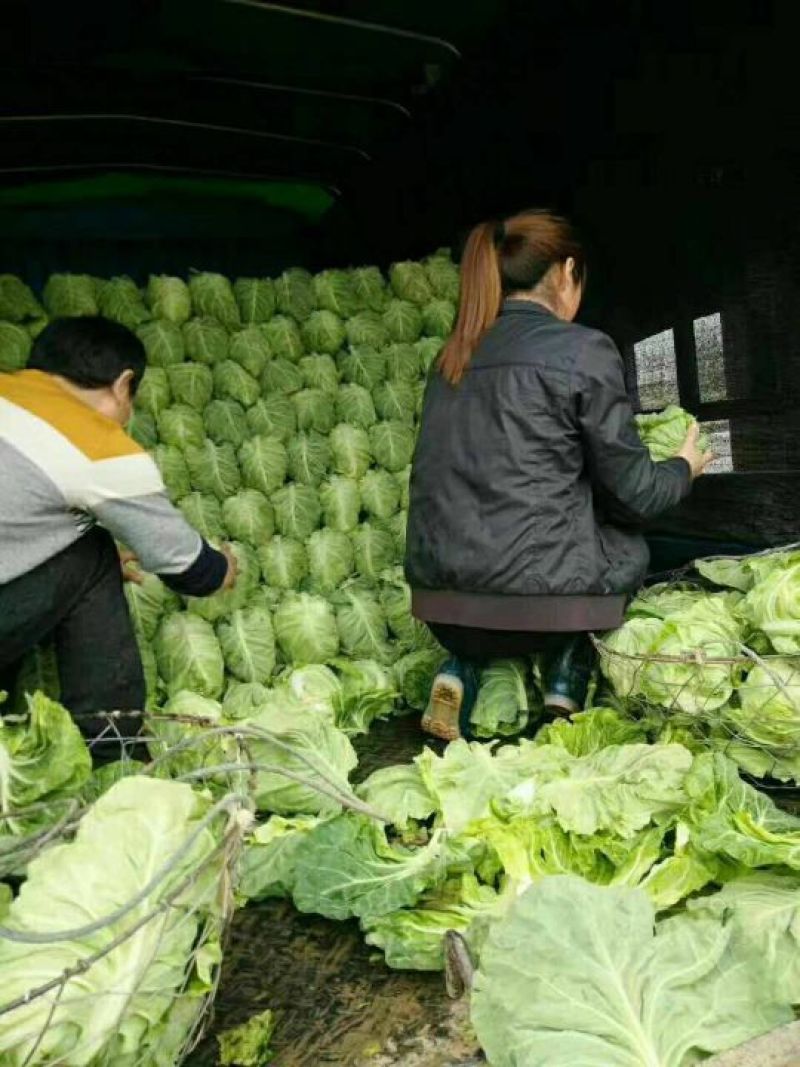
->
xmin=291 ymin=813 xmax=446 ymax=920
xmin=635 ymin=404 xmax=708 ymax=461
xmin=155 ymin=613 xmax=225 ymax=698
xmin=147 ymin=275 xmax=191 ymax=324
xmin=182 ymin=317 xmax=229 ymax=364
xmin=217 ymin=606 xmax=277 ymax=684
xmin=0 ymin=693 xmax=91 ymax=842
xmin=189 ymin=271 xmax=240 ymax=329
xmin=471 ymin=875 xmax=792 ymax=1067
xmin=238 ymin=435 xmax=288 ymax=495
xmin=258 ymin=536 xmax=308 ymax=590
xmin=329 ymin=423 xmax=372 ymax=479
xmin=470 ymin=659 xmax=531 ymax=739
xmin=234 ymin=277 xmax=275 ymax=324
xmin=273 ymin=592 xmax=339 ymax=665
xmin=0 ymin=778 xmax=221 ymax=1066
xmin=0 ymin=324 xmax=32 ymax=372
xmin=185 ymin=440 xmax=241 ymax=500
xmin=98 ymin=276 xmax=148 ymax=328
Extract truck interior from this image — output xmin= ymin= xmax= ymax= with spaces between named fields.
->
xmin=2 ymin=2 xmax=796 ymax=1062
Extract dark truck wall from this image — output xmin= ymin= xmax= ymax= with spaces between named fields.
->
xmin=1 ymin=0 xmax=797 ymax=546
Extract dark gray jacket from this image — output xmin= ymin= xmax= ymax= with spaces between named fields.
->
xmin=405 ymin=299 xmax=691 ymax=599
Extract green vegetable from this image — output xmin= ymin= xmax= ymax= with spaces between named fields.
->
xmin=178 ymin=491 xmax=225 ymax=541
xmin=204 ymin=398 xmax=248 ymax=447
xmin=261 ymin=357 xmax=303 ymax=397
xmin=394 ymin=649 xmax=443 ymax=710
xmin=240 ymin=816 xmax=325 ymax=902
xmin=424 ymin=251 xmax=460 ymax=302
xmin=0 ymin=693 xmax=91 ymax=840
xmin=223 ymin=489 xmax=274 ymax=545
xmin=389 ymin=261 xmax=433 ymax=306
xmin=369 ymin=420 xmax=415 ymax=472
xmin=185 ymin=439 xmax=241 ymax=499
xmin=292 ymin=387 xmax=336 ymax=434
xmin=182 ymin=316 xmax=230 ymax=364
xmin=155 ymin=613 xmax=225 ymax=698
xmin=0 ymin=323 xmax=31 ymax=372
xmin=299 ymin=353 xmax=339 ymax=393
xmin=273 ymin=592 xmax=339 ymax=665
xmin=346 ymin=312 xmax=389 ymax=350
xmin=635 ymin=404 xmax=708 ymax=461
xmin=363 ymin=874 xmax=500 ymax=971
xmin=167 ymin=361 xmax=213 ymax=409
xmin=351 ymin=266 xmax=388 ymax=312
xmin=422 ymin=299 xmax=456 ymax=338
xmin=313 ymin=269 xmax=360 ymax=318
xmin=239 ymin=435 xmax=288 ymax=495
xmin=357 ymin=764 xmax=436 ymax=828
xmin=128 ymin=408 xmax=157 ymax=448
xmin=137 ymin=318 xmax=185 ymax=367
xmin=292 ymin=813 xmax=445 ymax=920
xmin=146 ymin=275 xmax=192 ymax=324
xmin=339 ymin=344 xmax=386 ymax=389
xmin=471 ymin=875 xmax=791 ymax=1067
xmin=218 ymin=1009 xmax=275 ymax=1066
xmin=258 ymin=536 xmax=308 ymax=590
xmin=470 ymin=659 xmax=531 ymax=739
xmin=286 ymin=430 xmax=331 ymax=486
xmin=189 ymin=271 xmax=241 ymax=329
xmin=98 ymin=275 xmax=149 ymax=328
xmin=43 ymin=273 xmax=98 ymax=316
xmin=234 ymin=277 xmax=276 ymax=324
xmin=335 ymin=383 xmax=376 ymax=429
xmin=301 ymin=309 xmax=345 ymax=354
xmin=158 ymin=404 xmax=206 ymax=450
xmin=333 ymin=584 xmax=390 ymax=661
xmin=0 ymin=778 xmax=222 ymax=1066
xmin=351 ymin=523 xmax=396 ymax=582
xmin=125 ymin=572 xmax=180 ymax=641
xmin=0 ymin=275 xmax=43 ymax=323
xmin=218 ymin=606 xmax=277 ymax=684
xmin=360 ymin=469 xmax=401 ymax=520
xmin=329 ymin=423 xmax=372 ymax=479
xmin=307 ymin=529 xmax=355 ymax=593
xmin=383 ymin=299 xmax=423 ymax=344
xmin=333 ymin=659 xmax=397 ymax=735
xmin=245 ymin=700 xmax=356 ymax=815
xmin=275 ymin=267 xmax=316 ymax=323
xmin=230 ymin=326 xmax=272 ymax=378
xmin=262 ymin=315 xmax=304 ymax=363
xmin=319 ymin=475 xmax=361 ymax=533
xmin=213 ymin=359 xmax=260 ymax=407
xmin=247 ymin=394 xmax=297 ymax=443
xmin=136 ymin=367 xmax=171 ymax=417
xmin=153 ymin=443 xmax=191 ymax=499
xmin=271 ymin=483 xmax=321 ymax=540
xmin=372 ymin=379 xmax=416 ymax=423
xmin=739 ymin=557 xmax=800 ymax=654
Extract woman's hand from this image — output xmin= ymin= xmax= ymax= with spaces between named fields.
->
xmin=677 ymin=423 xmax=714 ymax=480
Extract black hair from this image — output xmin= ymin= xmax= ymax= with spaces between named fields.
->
xmin=28 ymin=316 xmax=146 ymax=395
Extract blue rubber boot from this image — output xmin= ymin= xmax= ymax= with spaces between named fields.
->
xmin=422 ymin=657 xmax=479 ymax=742
xmin=542 ymin=635 xmax=595 ymax=717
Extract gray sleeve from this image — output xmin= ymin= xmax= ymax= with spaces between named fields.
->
xmin=93 ymin=492 xmax=205 ymax=575
xmin=572 ymin=332 xmax=692 ymax=524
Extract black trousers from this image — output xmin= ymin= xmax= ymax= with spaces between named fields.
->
xmin=430 ymin=533 xmax=761 ymax=662
xmin=0 ymin=527 xmax=146 ymax=740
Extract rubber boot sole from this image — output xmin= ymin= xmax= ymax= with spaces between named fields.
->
xmin=422 ymin=676 xmax=464 ymax=742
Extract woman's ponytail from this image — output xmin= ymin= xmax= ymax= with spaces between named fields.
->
xmin=438 ymin=220 xmax=502 ymax=385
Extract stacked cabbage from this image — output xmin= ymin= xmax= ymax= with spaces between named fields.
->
xmin=0 ymin=260 xmax=463 ymax=736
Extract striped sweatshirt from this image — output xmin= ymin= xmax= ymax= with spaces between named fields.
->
xmin=0 ymin=370 xmax=226 ymax=595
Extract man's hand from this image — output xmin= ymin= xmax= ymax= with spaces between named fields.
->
xmin=677 ymin=423 xmax=714 ymax=480
xmin=119 ymin=549 xmax=143 ymax=584
xmin=221 ymin=544 xmax=238 ymax=591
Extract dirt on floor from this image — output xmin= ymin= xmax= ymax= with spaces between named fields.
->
xmin=186 ymin=716 xmax=481 ymax=1067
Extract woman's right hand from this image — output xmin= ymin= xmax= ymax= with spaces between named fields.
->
xmin=677 ymin=423 xmax=714 ymax=480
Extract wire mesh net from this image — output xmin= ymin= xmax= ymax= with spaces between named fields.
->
xmin=0 ymin=715 xmax=384 ymax=1065
xmin=594 ymin=545 xmax=800 ymax=793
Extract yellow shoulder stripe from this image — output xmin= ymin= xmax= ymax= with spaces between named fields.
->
xmin=0 ymin=370 xmax=142 ymax=461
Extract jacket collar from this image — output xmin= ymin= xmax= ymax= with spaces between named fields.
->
xmin=501 ymin=297 xmax=558 ymax=320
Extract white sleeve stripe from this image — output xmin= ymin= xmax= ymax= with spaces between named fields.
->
xmin=83 ymin=454 xmax=165 ymax=508
xmin=0 ymin=398 xmax=88 ymax=505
